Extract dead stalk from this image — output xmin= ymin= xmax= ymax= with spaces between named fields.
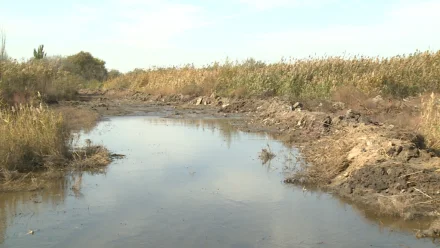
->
xmin=414 ymin=187 xmax=433 ymax=199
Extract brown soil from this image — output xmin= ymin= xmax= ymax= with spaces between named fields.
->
xmin=59 ymin=89 xmax=440 ymax=238
xmin=218 ymin=96 xmax=440 ymax=239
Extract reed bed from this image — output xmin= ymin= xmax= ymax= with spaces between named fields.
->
xmin=104 ymin=50 xmax=440 ymax=99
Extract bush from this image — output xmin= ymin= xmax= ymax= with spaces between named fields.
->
xmin=0 ymin=58 xmax=84 ymax=104
xmin=107 ymin=69 xmax=122 ymax=80
xmin=65 ymin=51 xmax=108 ymax=82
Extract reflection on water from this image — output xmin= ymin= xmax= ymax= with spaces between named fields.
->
xmin=0 ymin=173 xmax=68 ymax=243
xmin=148 ymin=118 xmax=254 ymax=149
xmin=0 ymin=116 xmax=438 ymax=248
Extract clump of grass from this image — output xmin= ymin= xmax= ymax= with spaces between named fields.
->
xmin=259 ymin=144 xmax=276 ymax=164
xmin=0 ymin=104 xmax=69 ymax=173
xmin=71 ymin=145 xmax=112 ymax=169
xmin=0 ymin=104 xmax=113 ymax=190
xmin=420 ymin=93 xmax=440 ymax=149
xmin=290 ymin=135 xmax=355 ymax=185
xmin=104 ymin=50 xmax=440 ymax=99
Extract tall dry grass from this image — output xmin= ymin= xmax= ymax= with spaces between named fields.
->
xmin=420 ymin=93 xmax=440 ymax=149
xmin=104 ymin=50 xmax=440 ymax=99
xmin=0 ymin=103 xmax=111 ymax=188
xmin=0 ymin=104 xmax=69 ymax=175
xmin=0 ymin=58 xmax=85 ymax=104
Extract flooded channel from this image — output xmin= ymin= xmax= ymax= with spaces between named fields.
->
xmin=0 ymin=116 xmax=438 ymax=248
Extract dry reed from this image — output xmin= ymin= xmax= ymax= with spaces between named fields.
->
xmin=104 ymin=50 xmax=440 ymax=99
xmin=0 ymin=104 xmax=69 ymax=173
xmin=420 ymin=93 xmax=440 ymax=149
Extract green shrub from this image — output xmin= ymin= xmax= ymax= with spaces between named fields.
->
xmin=65 ymin=51 xmax=108 ymax=81
xmin=33 ymin=45 xmax=46 ymax=60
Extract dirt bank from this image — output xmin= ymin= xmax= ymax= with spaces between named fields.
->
xmin=60 ymin=90 xmax=243 ymax=120
xmin=218 ymin=96 xmax=440 ymax=239
xmin=63 ymin=90 xmax=440 ymax=238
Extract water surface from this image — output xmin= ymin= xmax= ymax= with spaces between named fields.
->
xmin=0 ymin=116 xmax=437 ymax=248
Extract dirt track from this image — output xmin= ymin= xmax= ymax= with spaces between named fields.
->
xmin=62 ymin=90 xmax=440 ymax=238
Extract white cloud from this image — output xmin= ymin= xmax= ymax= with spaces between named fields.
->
xmin=248 ymin=0 xmax=440 ymax=59
xmin=239 ymin=0 xmax=336 ymax=10
xmin=239 ymin=0 xmax=292 ymax=9
xmin=113 ymin=3 xmax=208 ymax=48
xmin=72 ymin=5 xmax=101 ymax=23
xmin=6 ymin=0 xmax=210 ymax=49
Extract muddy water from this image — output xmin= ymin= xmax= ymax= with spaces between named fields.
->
xmin=0 ymin=117 xmax=437 ymax=248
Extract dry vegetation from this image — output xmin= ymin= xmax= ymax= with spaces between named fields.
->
xmin=0 ymin=104 xmax=69 ymax=173
xmin=0 ymin=40 xmax=112 ymax=191
xmin=259 ymin=145 xmax=276 ymax=165
xmin=0 ymin=50 xmax=109 ymax=104
xmin=420 ymin=93 xmax=440 ymax=150
xmin=0 ymin=59 xmax=83 ymax=104
xmin=0 ymin=104 xmax=111 ymax=191
xmin=104 ymin=50 xmax=440 ymax=99
xmin=71 ymin=145 xmax=112 ymax=169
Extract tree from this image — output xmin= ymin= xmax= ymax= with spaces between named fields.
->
xmin=107 ymin=69 xmax=122 ymax=80
xmin=0 ymin=30 xmax=7 ymax=61
xmin=33 ymin=45 xmax=46 ymax=59
xmin=65 ymin=51 xmax=108 ymax=81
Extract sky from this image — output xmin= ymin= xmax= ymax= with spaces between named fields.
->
xmin=2 ymin=0 xmax=440 ymax=72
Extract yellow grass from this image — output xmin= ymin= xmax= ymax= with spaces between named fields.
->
xmin=71 ymin=145 xmax=112 ymax=169
xmin=0 ymin=59 xmax=85 ymax=104
xmin=0 ymin=104 xmax=69 ymax=173
xmin=0 ymin=104 xmax=112 ymax=189
xmin=104 ymin=50 xmax=440 ymax=99
xmin=420 ymin=93 xmax=440 ymax=149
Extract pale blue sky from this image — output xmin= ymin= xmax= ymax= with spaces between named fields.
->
xmin=2 ymin=0 xmax=440 ymax=71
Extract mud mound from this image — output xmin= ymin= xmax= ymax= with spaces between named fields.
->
xmin=219 ymin=99 xmax=259 ymax=113
xmin=337 ymin=164 xmax=440 ymax=226
xmin=341 ymin=164 xmax=440 ymax=197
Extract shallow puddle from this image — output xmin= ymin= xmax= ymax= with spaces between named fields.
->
xmin=0 ymin=116 xmax=438 ymax=248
